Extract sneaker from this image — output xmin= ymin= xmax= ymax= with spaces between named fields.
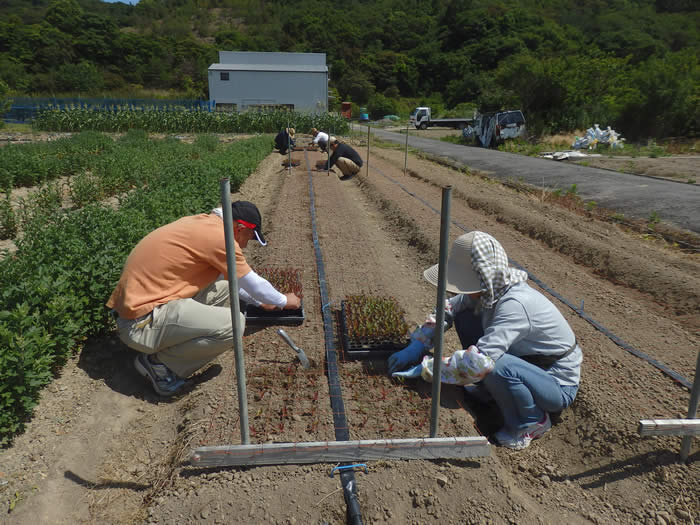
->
xmin=134 ymin=354 xmax=186 ymax=397
xmin=494 ymin=413 xmax=552 ymax=450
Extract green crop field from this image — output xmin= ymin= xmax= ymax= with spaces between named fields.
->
xmin=0 ymin=132 xmax=271 ymax=446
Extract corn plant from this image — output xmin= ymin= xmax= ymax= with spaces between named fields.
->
xmin=344 ymin=294 xmax=410 ymax=344
xmin=33 ymin=108 xmax=350 ymax=135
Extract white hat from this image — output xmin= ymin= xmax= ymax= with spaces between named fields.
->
xmin=329 ymin=136 xmax=338 ymax=145
xmin=423 ymin=232 xmax=483 ymax=294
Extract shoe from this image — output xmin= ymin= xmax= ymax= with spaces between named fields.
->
xmin=339 ymin=173 xmax=356 ymax=180
xmin=134 ymin=354 xmax=186 ymax=397
xmin=494 ymin=413 xmax=551 ymax=450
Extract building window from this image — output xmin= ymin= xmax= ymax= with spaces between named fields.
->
xmin=220 ymin=72 xmax=229 ymax=81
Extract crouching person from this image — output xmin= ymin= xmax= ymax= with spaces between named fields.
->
xmin=310 ymin=128 xmax=329 ymax=152
xmin=107 ymin=201 xmax=301 ymax=397
xmin=328 ymin=136 xmax=363 ymax=179
xmin=274 ymin=127 xmax=295 ymax=155
xmin=387 ymin=231 xmax=582 ymax=449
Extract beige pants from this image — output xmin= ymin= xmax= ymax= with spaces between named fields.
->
xmin=116 ymin=280 xmax=245 ymax=378
xmin=336 ymin=157 xmax=361 ymax=176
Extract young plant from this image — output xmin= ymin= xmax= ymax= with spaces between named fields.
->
xmin=344 ymin=294 xmax=410 ymax=344
xmin=257 ymin=267 xmax=303 ymax=298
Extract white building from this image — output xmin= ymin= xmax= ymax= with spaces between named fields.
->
xmin=208 ymin=51 xmax=328 ymax=113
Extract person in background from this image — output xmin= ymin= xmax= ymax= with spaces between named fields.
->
xmin=387 ymin=231 xmax=582 ymax=450
xmin=274 ymin=128 xmax=295 ymax=155
xmin=310 ymin=128 xmax=329 ymax=153
xmin=327 ymin=136 xmax=363 ymax=179
xmin=107 ymin=201 xmax=301 ymax=397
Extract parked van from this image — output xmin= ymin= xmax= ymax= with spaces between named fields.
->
xmin=464 ymin=110 xmax=526 ymax=147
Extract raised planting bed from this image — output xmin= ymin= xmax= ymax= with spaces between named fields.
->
xmin=340 ymin=295 xmax=411 ymax=360
xmin=244 ymin=267 xmax=305 ymax=325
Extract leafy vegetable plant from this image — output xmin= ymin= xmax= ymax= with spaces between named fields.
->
xmin=256 ymin=267 xmax=303 ymax=299
xmin=343 ymin=294 xmax=410 ymax=344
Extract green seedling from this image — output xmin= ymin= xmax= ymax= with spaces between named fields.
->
xmin=344 ymin=294 xmax=410 ymax=344
xmin=647 ymin=211 xmax=661 ymax=229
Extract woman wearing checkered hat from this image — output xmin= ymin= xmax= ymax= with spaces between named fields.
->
xmin=388 ymin=231 xmax=582 ymax=450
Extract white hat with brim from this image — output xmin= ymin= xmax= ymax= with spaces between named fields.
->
xmin=423 ymin=232 xmax=484 ymax=294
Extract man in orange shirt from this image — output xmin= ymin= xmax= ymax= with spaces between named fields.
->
xmin=107 ymin=201 xmax=301 ymax=396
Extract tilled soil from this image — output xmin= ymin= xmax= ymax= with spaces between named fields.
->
xmin=0 ymin=136 xmax=698 ymax=525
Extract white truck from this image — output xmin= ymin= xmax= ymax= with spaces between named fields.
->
xmin=409 ymin=106 xmax=475 ymax=130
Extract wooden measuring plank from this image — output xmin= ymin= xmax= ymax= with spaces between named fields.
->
xmin=638 ymin=419 xmax=700 ymax=436
xmin=190 ymin=437 xmax=490 ymax=468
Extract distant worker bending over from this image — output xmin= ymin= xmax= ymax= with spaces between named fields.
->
xmin=274 ymin=127 xmax=295 ymax=155
xmin=107 ymin=201 xmax=301 ymax=397
xmin=310 ymin=128 xmax=329 ymax=152
xmin=327 ymin=136 xmax=363 ymax=179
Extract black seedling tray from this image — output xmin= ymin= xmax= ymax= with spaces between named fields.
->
xmin=340 ymin=301 xmax=411 ymax=360
xmin=244 ymin=301 xmax=305 ymax=325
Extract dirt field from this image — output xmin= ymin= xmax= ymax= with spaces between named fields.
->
xmin=0 ymin=133 xmax=699 ymax=525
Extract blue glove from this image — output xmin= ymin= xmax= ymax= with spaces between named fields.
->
xmin=388 ymin=340 xmax=426 ymax=375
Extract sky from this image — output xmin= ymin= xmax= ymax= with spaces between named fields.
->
xmin=101 ymin=0 xmax=140 ymax=4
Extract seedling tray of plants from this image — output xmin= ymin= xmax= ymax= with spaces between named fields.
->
xmin=244 ymin=302 xmax=305 ymax=325
xmin=244 ymin=267 xmax=305 ymax=325
xmin=340 ymin=295 xmax=411 ymax=360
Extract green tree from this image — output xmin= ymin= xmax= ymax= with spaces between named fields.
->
xmin=54 ymin=61 xmax=104 ymax=93
xmin=0 ymin=80 xmax=11 ymax=130
xmin=367 ymin=92 xmax=398 ymax=119
xmin=44 ymin=0 xmax=84 ymax=34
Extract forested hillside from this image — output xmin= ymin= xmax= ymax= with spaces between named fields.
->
xmin=1 ymin=0 xmax=698 ymax=138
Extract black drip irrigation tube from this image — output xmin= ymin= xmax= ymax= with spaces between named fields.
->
xmin=370 ymin=165 xmax=692 ymax=390
xmin=304 ymin=151 xmax=364 ymax=525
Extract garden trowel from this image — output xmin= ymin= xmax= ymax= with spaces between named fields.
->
xmin=277 ymin=329 xmax=311 ymax=369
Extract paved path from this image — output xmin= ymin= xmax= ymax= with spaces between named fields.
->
xmin=368 ymin=127 xmax=700 ymax=234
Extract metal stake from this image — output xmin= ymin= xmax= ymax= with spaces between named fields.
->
xmin=680 ymin=350 xmax=700 ymax=462
xmin=220 ymin=179 xmax=250 ymax=444
xmin=287 ymin=118 xmax=292 ymax=172
xmin=327 ymin=127 xmax=331 ymax=175
xmin=404 ymin=122 xmax=409 ymax=176
xmin=430 ymin=185 xmax=452 ymax=438
xmin=366 ymin=125 xmax=370 ymax=178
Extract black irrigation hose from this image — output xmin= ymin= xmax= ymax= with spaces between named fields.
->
xmin=304 ymin=151 xmax=364 ymax=525
xmin=369 ymin=165 xmax=692 ymax=390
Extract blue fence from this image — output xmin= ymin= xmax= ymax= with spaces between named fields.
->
xmin=2 ymin=97 xmax=213 ymax=123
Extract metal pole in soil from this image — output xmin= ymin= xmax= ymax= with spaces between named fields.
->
xmin=430 ymin=185 xmax=452 ymax=438
xmin=220 ymin=179 xmax=250 ymax=445
xmin=287 ymin=118 xmax=292 ymax=172
xmin=680 ymin=350 xmax=700 ymax=462
xmin=404 ymin=121 xmax=409 ymax=176
xmin=366 ymin=125 xmax=371 ymax=178
xmin=327 ymin=126 xmax=331 ymax=175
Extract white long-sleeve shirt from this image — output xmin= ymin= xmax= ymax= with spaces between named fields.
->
xmin=313 ymin=131 xmax=329 ymax=145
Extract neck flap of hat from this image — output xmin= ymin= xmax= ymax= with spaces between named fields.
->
xmin=471 ymin=232 xmax=528 ymax=309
